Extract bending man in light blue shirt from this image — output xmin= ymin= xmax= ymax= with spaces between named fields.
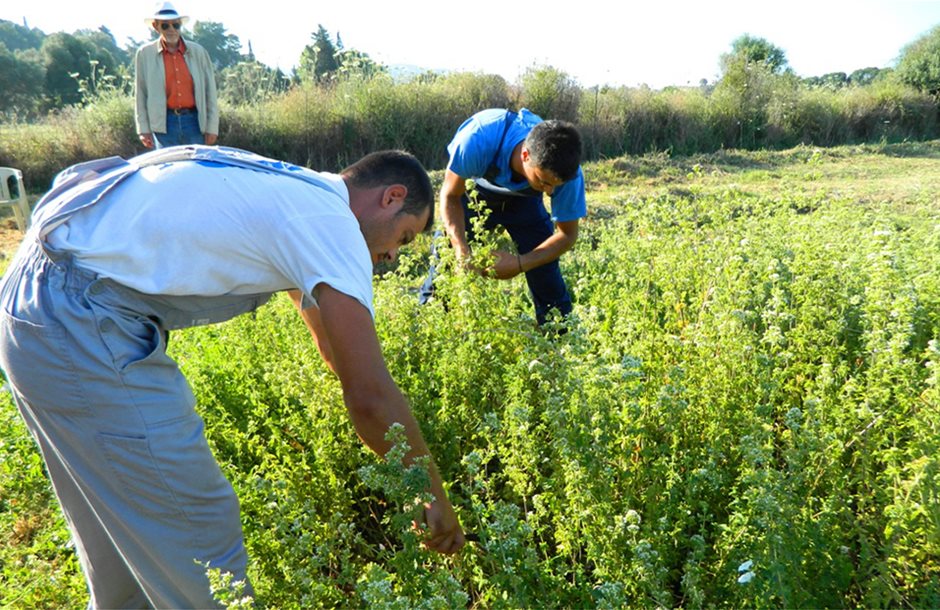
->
xmin=419 ymin=108 xmax=586 ymax=325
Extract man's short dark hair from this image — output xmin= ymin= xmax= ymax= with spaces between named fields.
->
xmin=524 ymin=120 xmax=583 ymax=182
xmin=341 ymin=150 xmax=434 ymax=231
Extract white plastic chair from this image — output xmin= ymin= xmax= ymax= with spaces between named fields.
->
xmin=0 ymin=167 xmax=31 ymax=231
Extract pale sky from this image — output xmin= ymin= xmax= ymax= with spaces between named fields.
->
xmin=3 ymin=0 xmax=940 ymax=88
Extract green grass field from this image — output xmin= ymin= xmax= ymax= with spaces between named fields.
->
xmin=2 ymin=141 xmax=938 ymax=608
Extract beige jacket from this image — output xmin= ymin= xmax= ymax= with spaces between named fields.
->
xmin=134 ymin=39 xmax=219 ymax=136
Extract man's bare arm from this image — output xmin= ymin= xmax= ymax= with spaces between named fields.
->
xmin=314 ymin=284 xmax=465 ymax=554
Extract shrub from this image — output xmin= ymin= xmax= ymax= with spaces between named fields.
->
xmin=518 ymin=64 xmax=582 ymax=123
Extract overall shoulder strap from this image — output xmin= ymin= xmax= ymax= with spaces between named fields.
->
xmin=134 ymin=145 xmax=338 ymax=193
xmin=35 ymin=146 xmax=337 ymax=240
xmin=33 ymin=156 xmax=136 ymax=239
xmin=482 ymin=110 xmax=517 ymax=182
xmin=477 ymin=112 xmax=540 ymax=198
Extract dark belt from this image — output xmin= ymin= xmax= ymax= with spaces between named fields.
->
xmin=168 ymin=107 xmax=196 ymax=115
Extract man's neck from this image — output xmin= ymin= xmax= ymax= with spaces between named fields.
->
xmin=161 ymin=38 xmax=181 ymax=53
xmin=509 ymin=142 xmax=526 ymax=179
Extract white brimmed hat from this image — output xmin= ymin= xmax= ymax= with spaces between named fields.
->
xmin=147 ymin=1 xmax=189 ymax=24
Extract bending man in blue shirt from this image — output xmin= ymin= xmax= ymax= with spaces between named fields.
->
xmin=419 ymin=108 xmax=586 ymax=325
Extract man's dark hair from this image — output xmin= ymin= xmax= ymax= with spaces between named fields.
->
xmin=341 ymin=150 xmax=435 ymax=231
xmin=524 ymin=120 xmax=583 ymax=182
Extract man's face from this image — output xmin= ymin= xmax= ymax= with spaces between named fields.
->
xmin=360 ymin=206 xmax=430 ymax=268
xmin=520 ymin=147 xmax=564 ymax=195
xmin=154 ymin=19 xmax=183 ymax=44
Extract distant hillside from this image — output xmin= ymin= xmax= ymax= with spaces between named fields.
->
xmin=388 ymin=63 xmax=448 ymax=82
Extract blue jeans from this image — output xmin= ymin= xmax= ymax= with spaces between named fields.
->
xmin=419 ymin=185 xmax=573 ymax=325
xmin=153 ymin=110 xmax=203 ymax=149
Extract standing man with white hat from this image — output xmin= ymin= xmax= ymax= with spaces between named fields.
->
xmin=135 ymin=1 xmax=219 ymax=149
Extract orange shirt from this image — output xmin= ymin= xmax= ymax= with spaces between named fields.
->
xmin=161 ymin=38 xmax=196 ymax=110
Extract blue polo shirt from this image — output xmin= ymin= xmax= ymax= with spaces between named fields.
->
xmin=446 ymin=108 xmax=587 ymax=222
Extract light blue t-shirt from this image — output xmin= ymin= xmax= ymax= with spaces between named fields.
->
xmin=446 ymin=108 xmax=587 ymax=222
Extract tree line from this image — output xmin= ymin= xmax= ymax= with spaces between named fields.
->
xmin=5 ymin=18 xmax=940 ymax=117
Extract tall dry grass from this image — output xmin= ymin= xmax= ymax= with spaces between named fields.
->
xmin=0 ymin=68 xmax=935 ymax=193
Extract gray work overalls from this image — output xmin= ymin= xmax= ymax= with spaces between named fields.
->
xmin=0 ymin=146 xmax=328 ymax=608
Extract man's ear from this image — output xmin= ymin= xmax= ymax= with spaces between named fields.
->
xmin=382 ymin=184 xmax=408 ymax=208
xmin=520 ymin=146 xmax=531 ymax=164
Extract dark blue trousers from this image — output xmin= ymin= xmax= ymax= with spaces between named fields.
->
xmin=419 ymin=185 xmax=573 ymax=325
